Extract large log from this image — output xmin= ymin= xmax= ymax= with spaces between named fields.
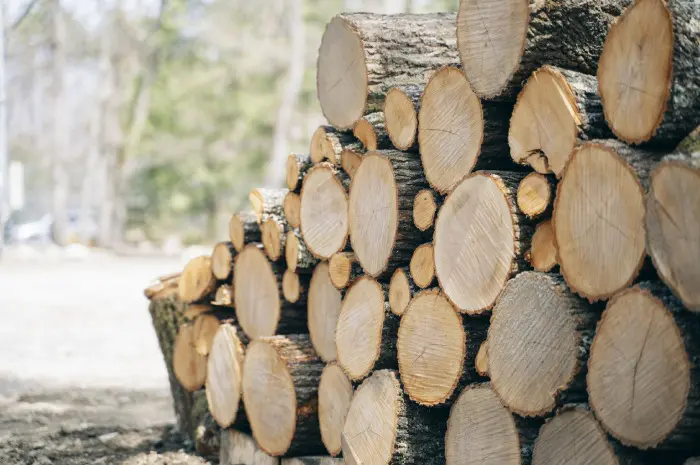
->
xmin=249 ymin=188 xmax=288 ymax=224
xmin=211 ymin=242 xmax=236 ymax=281
xmin=318 ymin=362 xmax=353 ymax=456
xmin=598 ymin=0 xmax=700 ymax=145
xmin=205 ymin=323 xmax=246 ymax=429
xmin=527 ymin=219 xmax=558 ymax=272
xmin=488 ymin=272 xmax=598 ymax=417
xmin=317 ymin=13 xmax=458 ymax=130
xmin=434 ymin=171 xmax=533 ymax=314
xmin=384 ymin=85 xmax=422 ymax=151
xmin=220 ymin=430 xmax=277 ymax=465
xmin=307 ymin=262 xmax=342 ymax=363
xmin=286 ymin=153 xmax=313 ymax=193
xmin=456 ymin=0 xmax=631 ymax=100
xmin=418 ymin=67 xmax=513 ymax=194
xmin=516 ymin=173 xmax=555 ymax=219
xmin=341 ymin=369 xmax=447 ymax=465
xmin=242 ymin=335 xmax=324 ymax=457
xmin=229 ymin=210 xmax=262 ymax=253
xmin=179 ymin=256 xmax=217 ymax=304
xmin=587 ymin=281 xmax=700 ymax=450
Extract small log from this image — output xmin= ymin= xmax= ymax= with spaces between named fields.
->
xmin=184 ymin=303 xmax=212 ymax=320
xmin=310 ymin=126 xmax=359 ymax=164
xmin=335 ymin=277 xmax=399 ymax=381
xmin=318 ymin=362 xmax=353 ymax=456
xmin=348 ymin=150 xmax=429 ymax=278
xmin=220 ymin=429 xmax=277 ymax=465
xmin=340 ymin=149 xmax=362 ymax=179
xmin=242 ymin=335 xmax=325 ymax=456
xmin=284 ymin=192 xmax=302 ymax=229
xmin=173 ymin=323 xmax=207 ymax=392
xmin=509 ymin=67 xmax=609 ymax=177
xmin=308 ymin=262 xmax=343 ymax=363
xmin=192 ymin=313 xmax=221 ymax=357
xmin=553 ymin=140 xmax=663 ymax=301
xmin=282 ymin=269 xmax=309 ymax=307
xmin=397 ymin=289 xmax=487 ymax=406
xmin=409 ymin=243 xmax=436 ymax=289
xmin=179 ymin=256 xmax=217 ymax=304
xmin=205 ymin=323 xmax=245 ymax=428
xmin=488 ymin=272 xmax=598 ymax=417
xmin=328 ymin=252 xmax=362 ymax=290
xmin=286 ymin=153 xmax=313 ymax=193
xmin=384 ymin=85 xmax=422 ymax=151
xmin=262 ymin=217 xmax=286 ymax=262
xmin=446 ymin=383 xmax=541 ymax=465
xmin=516 ymin=173 xmax=555 ymax=219
xmin=588 ymin=281 xmax=700 ymax=450
xmin=434 ymin=171 xmax=533 ymax=314
xmin=475 ymin=341 xmax=488 ymax=377
xmin=249 ymin=188 xmax=288 ymax=224
xmin=211 ymin=242 xmax=236 ymax=281
xmin=285 ymin=229 xmax=317 ymax=273
xmin=412 ymin=188 xmax=439 ymax=233
xmin=353 ymin=112 xmax=390 ymax=151
xmin=229 ymin=210 xmax=261 ymax=252
xmin=341 ymin=369 xmax=448 ymax=465
xmin=388 ymin=267 xmax=418 ymax=317
xmin=300 ymin=163 xmax=349 ymax=259
xmin=418 ymin=67 xmax=513 ymax=194
xmin=144 ymin=274 xmax=180 ymax=300
xmin=527 ymin=220 xmax=558 ymax=273
xmin=212 ymin=284 xmax=234 ymax=307
xmin=598 ymin=0 xmax=700 ymax=145
xmin=317 ymin=13 xmax=458 ymax=130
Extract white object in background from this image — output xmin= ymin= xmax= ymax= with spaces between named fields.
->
xmin=9 ymin=161 xmax=24 ymax=211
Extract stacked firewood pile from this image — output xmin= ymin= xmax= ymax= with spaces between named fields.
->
xmin=145 ymin=0 xmax=700 ymax=463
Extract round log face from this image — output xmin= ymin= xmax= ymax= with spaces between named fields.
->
xmin=348 ymin=154 xmax=398 ymax=277
xmin=533 ymin=407 xmax=618 ymax=465
xmin=446 ymin=384 xmax=521 ymax=465
xmin=598 ymin=0 xmax=673 ymax=144
xmin=300 ymin=165 xmax=349 ymax=259
xmin=419 ymin=67 xmax=483 ymax=194
xmin=354 ymin=118 xmax=377 ymax=151
xmin=284 ymin=193 xmax=301 ymax=229
xmin=211 ymin=242 xmax=233 ymax=280
xmin=193 ymin=313 xmax=220 ymax=357
xmin=517 ymin=172 xmax=551 ymax=217
xmin=588 ymin=287 xmax=690 ymax=448
xmin=509 ymin=67 xmax=580 ymax=177
xmin=242 ymin=340 xmax=297 ymax=456
xmin=319 ymin=363 xmax=353 ymax=456
xmin=456 ymin=0 xmax=529 ymax=99
xmin=342 ymin=370 xmax=400 ymax=465
xmin=308 ymin=262 xmax=342 ymax=362
xmin=173 ymin=324 xmax=207 ymax=392
xmin=647 ymin=162 xmax=700 ymax=311
xmin=328 ymin=253 xmax=352 ymax=289
xmin=554 ymin=143 xmax=645 ymax=300
xmin=530 ymin=220 xmax=557 ymax=272
xmin=317 ymin=16 xmax=368 ymax=130
xmin=233 ymin=245 xmax=280 ymax=339
xmin=262 ymin=218 xmax=282 ymax=262
xmin=397 ymin=290 xmax=465 ymax=406
xmin=206 ymin=324 xmax=244 ymax=428
xmin=286 ymin=155 xmax=301 ymax=191
xmin=389 ymin=268 xmax=411 ymax=316
xmin=179 ymin=256 xmax=216 ymax=303
xmin=385 ymin=88 xmax=417 ymax=150
xmin=229 ymin=215 xmax=245 ymax=252
xmin=413 ymin=189 xmax=437 ymax=231
xmin=409 ymin=243 xmax=435 ymax=288
xmin=282 ymin=270 xmax=300 ymax=303
xmin=286 ymin=231 xmax=299 ymax=271
xmin=434 ymin=174 xmax=516 ymax=313
xmin=310 ymin=127 xmax=328 ymax=163
xmin=335 ymin=277 xmax=385 ymax=380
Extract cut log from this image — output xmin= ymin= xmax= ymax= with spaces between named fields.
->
xmin=242 ymin=335 xmax=325 ymax=456
xmin=282 ymin=269 xmax=308 ymax=306
xmin=144 ymin=274 xmax=180 ymax=300
xmin=348 ymin=150 xmax=428 ymax=278
xmin=598 ymin=0 xmax=699 ymax=145
xmin=341 ymin=369 xmax=447 ymax=465
xmin=234 ymin=245 xmax=306 ymax=339
xmin=527 ymin=220 xmax=558 ymax=273
xmin=173 ymin=323 xmax=207 ymax=392
xmin=335 ymin=277 xmax=398 ymax=381
xmin=418 ymin=66 xmax=512 ymax=194
xmin=193 ymin=313 xmax=221 ymax=357
xmin=412 ymin=188 xmax=438 ymax=233
xmin=310 ymin=126 xmax=359 ymax=164
xmin=249 ymin=188 xmax=288 ymax=224
xmin=300 ymin=163 xmax=349 ymax=259
xmin=230 ymin=210 xmax=262 ymax=253
xmin=340 ymin=149 xmax=362 ymax=179
xmin=317 ymin=13 xmax=458 ymax=130
xmin=179 ymin=256 xmax=217 ymax=304
xmin=489 ymin=272 xmax=598 ymax=417
xmin=220 ymin=430 xmax=278 ymax=465
xmin=434 ymin=171 xmax=533 ymax=314
xmin=328 ymin=252 xmax=362 ymax=290
xmin=353 ymin=112 xmax=390 ymax=151
xmin=262 ymin=217 xmax=286 ymax=262
xmin=588 ymin=281 xmax=700 ymax=450
xmin=646 ymin=147 xmax=700 ymax=311
xmin=184 ymin=303 xmax=212 ymax=320
xmin=446 ymin=383 xmax=540 ymax=465
xmin=516 ymin=173 xmax=555 ymax=219
xmin=388 ymin=267 xmax=418 ymax=317
xmin=308 ymin=262 xmax=342 ymax=363
xmin=456 ymin=0 xmax=630 ymax=99
xmin=409 ymin=243 xmax=435 ymax=289
xmin=397 ymin=289 xmax=487 ymax=406
xmin=318 ymin=362 xmax=353 ymax=456
xmin=384 ymin=85 xmax=422 ymax=151
xmin=287 ymin=153 xmax=313 ymax=193
xmin=475 ymin=341 xmax=489 ymax=377
xmin=509 ymin=67 xmax=608 ymax=177
xmin=284 ymin=192 xmax=302 ymax=229
xmin=285 ymin=229 xmax=317 ymax=273
xmin=205 ymin=323 xmax=245 ymax=428
xmin=212 ymin=284 xmax=234 ymax=307
xmin=211 ymin=242 xmax=236 ymax=281
xmin=553 ymin=140 xmax=663 ymax=301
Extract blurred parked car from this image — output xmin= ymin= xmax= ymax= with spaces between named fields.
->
xmin=8 ymin=211 xmax=98 ymax=245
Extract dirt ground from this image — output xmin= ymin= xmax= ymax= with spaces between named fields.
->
xmin=0 ymin=248 xmax=212 ymax=465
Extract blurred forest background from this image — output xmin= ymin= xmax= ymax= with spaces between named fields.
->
xmin=4 ymin=0 xmax=457 ymax=249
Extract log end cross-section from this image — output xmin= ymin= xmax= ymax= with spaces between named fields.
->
xmin=233 ymin=245 xmax=280 ymax=339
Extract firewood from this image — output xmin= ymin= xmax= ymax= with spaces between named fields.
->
xmin=193 ymin=313 xmax=220 ymax=357
xmin=488 ymin=272 xmax=597 ymax=417
xmin=212 ymin=284 xmax=234 ymax=307
xmin=418 ymin=67 xmax=512 ymax=194
xmin=249 ymin=188 xmax=288 ymax=224
xmin=205 ymin=323 xmax=245 ymax=428
xmin=412 ymin=188 xmax=439 ymax=233
xmin=282 ymin=269 xmax=308 ymax=306
xmin=409 ymin=243 xmax=435 ymax=289
xmin=456 ymin=0 xmax=630 ymax=99
xmin=184 ymin=303 xmax=212 ymax=320
xmin=179 ymin=256 xmax=217 ymax=304
xmin=285 ymin=229 xmax=317 ymax=273
xmin=308 ymin=262 xmax=342 ymax=363
xmin=219 ymin=430 xmax=277 ymax=465
xmin=144 ymin=274 xmax=180 ymax=300
xmin=229 ymin=210 xmax=261 ymax=252
xmin=335 ymin=277 xmax=398 ymax=381
xmin=300 ymin=163 xmax=349 ymax=259
xmin=434 ymin=171 xmax=533 ymax=314
xmin=384 ymin=85 xmax=421 ymax=151
xmin=397 ymin=289 xmax=486 ymax=406
xmin=318 ymin=362 xmax=353 ymax=456
xmin=340 ymin=149 xmax=362 ymax=179
xmin=509 ymin=67 xmax=608 ymax=177
xmin=261 ymin=217 xmax=286 ymax=262
xmin=388 ymin=267 xmax=418 ymax=317
xmin=516 ymin=173 xmax=555 ymax=219
xmin=353 ymin=112 xmax=390 ymax=151
xmin=588 ymin=282 xmax=700 ymax=450
xmin=475 ymin=341 xmax=488 ymax=377
xmin=341 ymin=370 xmax=447 ymax=465
xmin=527 ymin=220 xmax=557 ymax=273
xmin=598 ymin=0 xmax=699 ymax=145
xmin=327 ymin=252 xmax=362 ymax=290
xmin=317 ymin=13 xmax=458 ymax=130
xmin=286 ymin=153 xmax=313 ymax=192
xmin=242 ymin=335 xmax=324 ymax=456
xmin=173 ymin=323 xmax=207 ymax=392
xmin=310 ymin=126 xmax=359 ymax=164
xmin=283 ymin=192 xmax=301 ymax=229
xmin=211 ymin=242 xmax=235 ymax=281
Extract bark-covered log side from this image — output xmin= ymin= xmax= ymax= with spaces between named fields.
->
xmin=230 ymin=210 xmax=262 ymax=252
xmin=354 ymin=112 xmax=391 ymax=151
xmin=287 ymin=153 xmax=314 ymax=192
xmin=250 ymin=188 xmax=288 ymax=224
xmin=473 ymin=103 xmax=519 ymax=171
xmin=557 ymin=68 xmax=610 ymax=141
xmin=286 ymin=229 xmax=318 ymax=273
xmin=375 ymin=303 xmax=401 ymax=372
xmin=312 ymin=126 xmax=362 ymax=164
xmin=392 ymin=393 xmax=449 ymax=465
